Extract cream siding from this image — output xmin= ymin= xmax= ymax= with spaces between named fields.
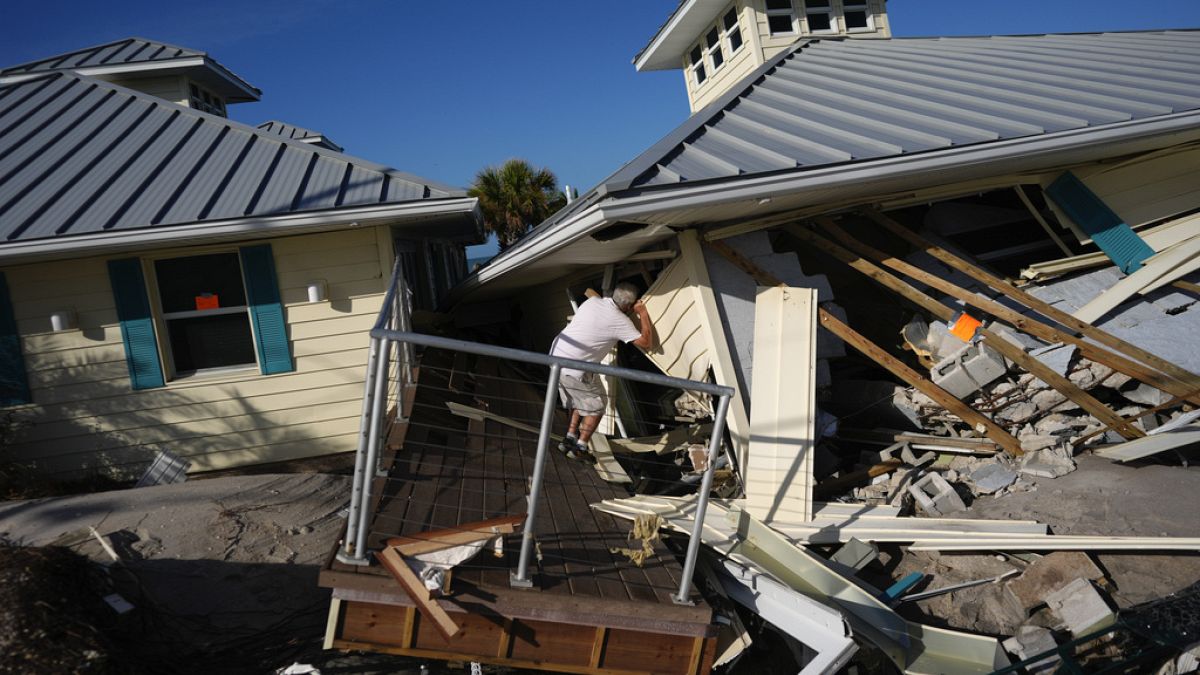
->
xmin=107 ymin=74 xmax=190 ymax=106
xmin=3 ymin=227 xmax=390 ymax=478
xmin=685 ymin=0 xmax=890 ymax=110
xmin=1043 ymin=146 xmax=1200 ymax=239
xmin=686 ymin=2 xmax=763 ymax=112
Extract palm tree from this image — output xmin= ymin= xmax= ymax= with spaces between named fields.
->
xmin=468 ymin=159 xmax=567 ymax=249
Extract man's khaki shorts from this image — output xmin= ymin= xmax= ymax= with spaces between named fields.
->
xmin=558 ymin=372 xmax=606 ymax=417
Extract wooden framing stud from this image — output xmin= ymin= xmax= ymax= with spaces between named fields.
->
xmin=376 ymin=546 xmax=461 ymax=640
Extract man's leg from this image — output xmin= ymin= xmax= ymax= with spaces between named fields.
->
xmin=577 ymin=414 xmax=603 ymax=445
xmin=566 ymin=409 xmax=582 ymax=438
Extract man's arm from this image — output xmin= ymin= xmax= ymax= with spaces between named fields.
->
xmin=630 ymin=300 xmax=654 ymax=350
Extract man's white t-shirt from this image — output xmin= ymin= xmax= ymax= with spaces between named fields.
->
xmin=550 ymin=297 xmax=641 ymax=378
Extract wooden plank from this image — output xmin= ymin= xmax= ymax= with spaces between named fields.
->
xmin=745 ymin=286 xmax=818 ymax=523
xmin=785 ymin=224 xmax=1144 ymax=441
xmin=812 ymin=460 xmax=903 ymax=498
xmin=1015 ymin=185 xmax=1073 ymax=256
xmin=375 ymin=545 xmax=460 ymax=640
xmin=703 ymin=239 xmax=1027 ymax=455
xmin=816 ymin=218 xmax=1195 ymax=405
xmin=590 ymin=626 xmax=608 ymax=668
xmin=861 ymin=207 xmax=1200 ymax=399
xmin=386 ymin=514 xmax=525 ymax=555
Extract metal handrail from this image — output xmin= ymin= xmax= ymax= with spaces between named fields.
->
xmin=339 ymin=259 xmax=734 ymax=605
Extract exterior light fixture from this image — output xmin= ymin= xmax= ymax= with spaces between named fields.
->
xmin=50 ymin=309 xmax=76 ymax=332
xmin=307 ymin=280 xmax=328 ymax=303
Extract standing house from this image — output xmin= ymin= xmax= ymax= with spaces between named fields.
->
xmin=0 ymin=38 xmax=482 ymax=478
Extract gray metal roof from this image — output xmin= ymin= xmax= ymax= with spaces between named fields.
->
xmin=0 ymin=37 xmax=261 ymax=101
xmin=0 ymin=71 xmax=464 ymax=245
xmin=612 ymin=31 xmax=1200 ymax=190
xmin=257 ymin=120 xmax=343 ymax=152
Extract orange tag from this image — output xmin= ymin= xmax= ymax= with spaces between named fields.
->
xmin=948 ymin=312 xmax=982 ymax=342
xmin=195 ymin=294 xmax=219 ymax=311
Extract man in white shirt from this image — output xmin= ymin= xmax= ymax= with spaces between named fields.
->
xmin=550 ymin=282 xmax=653 ymax=460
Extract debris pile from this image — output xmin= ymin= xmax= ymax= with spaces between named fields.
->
xmin=591 ymin=192 xmax=1200 ymax=671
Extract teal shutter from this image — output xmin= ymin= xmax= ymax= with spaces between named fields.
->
xmin=107 ymin=258 xmax=165 ymax=390
xmin=1046 ymin=172 xmax=1155 ymax=274
xmin=0 ymin=272 xmax=31 ymax=406
xmin=239 ymin=244 xmax=294 ymax=375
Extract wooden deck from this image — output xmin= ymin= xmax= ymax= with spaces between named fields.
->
xmin=320 ymin=350 xmax=716 ymax=674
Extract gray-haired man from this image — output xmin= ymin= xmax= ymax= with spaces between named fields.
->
xmin=549 ymin=282 xmax=653 ymax=460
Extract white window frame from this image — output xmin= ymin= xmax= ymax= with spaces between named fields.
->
xmin=841 ymin=0 xmax=874 ymax=32
xmin=705 ymin=26 xmax=725 ymax=72
xmin=149 ymin=250 xmax=258 ymax=380
xmin=764 ymin=0 xmax=797 ymax=36
xmin=188 ymin=81 xmax=226 ymax=117
xmin=723 ymin=7 xmax=744 ymax=54
xmin=689 ymin=44 xmax=708 ymax=86
xmin=802 ymin=0 xmax=836 ymax=34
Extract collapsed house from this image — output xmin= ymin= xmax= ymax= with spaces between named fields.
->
xmin=320 ymin=8 xmax=1200 ymax=672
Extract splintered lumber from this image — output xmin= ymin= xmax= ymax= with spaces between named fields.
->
xmin=816 ymin=218 xmax=1195 ymax=403
xmin=703 ymin=238 xmax=1026 ymax=455
xmin=813 ymin=459 xmax=903 ymax=499
xmin=376 ymin=546 xmax=460 ymax=640
xmin=784 ymin=225 xmax=1143 ymax=441
xmin=836 ymin=428 xmax=999 ymax=454
xmin=860 ymin=207 xmax=1200 ymax=399
xmin=385 ymin=514 xmax=525 ymax=556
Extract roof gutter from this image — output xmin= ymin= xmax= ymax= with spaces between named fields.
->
xmin=0 ymin=198 xmax=478 ymax=266
xmin=450 ymin=110 xmax=1200 ymax=302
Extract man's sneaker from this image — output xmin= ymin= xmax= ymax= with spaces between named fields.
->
xmin=557 ymin=434 xmax=579 ymax=455
xmin=566 ymin=442 xmax=597 ymax=464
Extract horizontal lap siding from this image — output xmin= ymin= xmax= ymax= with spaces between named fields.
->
xmin=3 ymin=227 xmax=388 ymax=477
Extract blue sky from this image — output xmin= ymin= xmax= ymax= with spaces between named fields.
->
xmin=5 ymin=1 xmax=1200 ymax=256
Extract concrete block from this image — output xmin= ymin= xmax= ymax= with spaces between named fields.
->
xmin=971 ymin=461 xmax=1018 ymax=494
xmin=931 ymin=340 xmax=1008 ymax=399
xmin=1019 ymin=446 xmax=1077 ymax=479
xmin=830 ymin=538 xmax=879 ymax=575
xmin=1002 ymin=625 xmax=1060 ymax=673
xmin=1007 ymin=552 xmax=1105 ymax=611
xmin=1019 ymin=434 xmax=1059 ymax=453
xmin=908 ymin=472 xmax=966 ymax=516
xmin=1030 ymin=344 xmax=1077 ymax=378
xmin=1044 ymin=578 xmax=1115 ymax=636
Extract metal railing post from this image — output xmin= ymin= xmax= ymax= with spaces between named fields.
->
xmin=512 ymin=363 xmax=562 ymax=587
xmin=674 ymin=392 xmax=732 ymax=604
xmin=337 ymin=336 xmax=381 ymax=564
xmin=353 ymin=336 xmax=393 ymax=559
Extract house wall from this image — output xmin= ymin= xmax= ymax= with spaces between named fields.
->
xmin=106 ymin=74 xmax=190 ymax=107
xmin=686 ymin=1 xmax=763 ymax=112
xmin=2 ymin=226 xmax=392 ymax=478
xmin=685 ymin=0 xmax=891 ymax=112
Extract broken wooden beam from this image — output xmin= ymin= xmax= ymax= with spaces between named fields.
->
xmin=704 ymin=239 xmax=1027 ymax=455
xmin=813 ymin=459 xmax=904 ymax=499
xmin=860 ymin=207 xmax=1200 ymax=400
xmin=782 ymin=225 xmax=1144 ymax=441
xmin=816 ymin=218 xmax=1196 ymax=403
xmin=385 ymin=514 xmax=525 ymax=556
xmin=375 ymin=545 xmax=461 ymax=641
